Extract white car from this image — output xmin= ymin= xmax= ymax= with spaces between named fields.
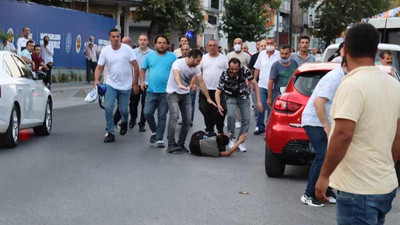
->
xmin=0 ymin=51 xmax=52 ymax=148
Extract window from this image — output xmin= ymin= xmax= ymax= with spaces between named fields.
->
xmin=12 ymin=55 xmax=34 ymax=79
xmin=294 ymin=71 xmax=327 ymax=96
xmin=211 ymin=0 xmax=219 ymax=9
xmin=3 ymin=54 xmax=22 ymax=78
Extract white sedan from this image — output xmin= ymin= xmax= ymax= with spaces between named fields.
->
xmin=0 ymin=51 xmax=52 ymax=148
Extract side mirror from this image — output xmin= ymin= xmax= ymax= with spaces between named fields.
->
xmin=35 ymin=71 xmax=47 ymax=80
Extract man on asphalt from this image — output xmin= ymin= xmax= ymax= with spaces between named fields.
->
xmin=290 ymin=35 xmax=315 ymax=66
xmin=17 ymin=26 xmax=31 ymax=54
xmin=166 ymin=49 xmax=216 ymax=153
xmin=198 ymin=39 xmax=229 ymax=135
xmin=300 ymin=58 xmax=347 ymax=207
xmin=215 ymin=58 xmax=263 ymax=152
xmin=94 ymin=28 xmax=140 ymax=143
xmin=253 ymin=37 xmax=280 ymax=135
xmin=41 ymin=36 xmax=54 ymax=89
xmin=84 ymin=36 xmax=100 ymax=84
xmin=315 ymin=23 xmax=400 ymax=224
xmin=173 ymin=35 xmax=189 ymax=58
xmin=141 ymin=35 xmax=177 ymax=148
xmin=267 ymin=45 xmax=298 ymax=108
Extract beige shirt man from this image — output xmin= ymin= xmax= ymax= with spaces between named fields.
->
xmin=329 ymin=66 xmax=400 ymax=194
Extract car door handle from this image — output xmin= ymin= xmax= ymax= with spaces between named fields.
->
xmin=17 ymin=88 xmax=23 ymax=93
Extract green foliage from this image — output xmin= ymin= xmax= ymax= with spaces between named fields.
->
xmin=133 ymin=0 xmax=204 ymax=36
xmin=221 ymin=0 xmax=281 ymax=45
xmin=300 ymin=0 xmax=392 ymax=44
xmin=0 ymin=29 xmax=12 ymax=41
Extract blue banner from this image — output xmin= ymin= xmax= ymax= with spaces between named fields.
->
xmin=0 ymin=0 xmax=116 ymax=69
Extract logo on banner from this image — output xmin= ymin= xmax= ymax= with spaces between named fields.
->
xmin=76 ymin=35 xmax=82 ymax=53
xmin=7 ymin=28 xmax=14 ymax=44
xmin=65 ymin=33 xmax=72 ymax=53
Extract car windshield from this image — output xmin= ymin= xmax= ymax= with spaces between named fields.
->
xmin=375 ymin=50 xmax=400 ymax=72
xmin=293 ymin=71 xmax=329 ymax=96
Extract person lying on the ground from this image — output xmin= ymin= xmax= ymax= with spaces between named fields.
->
xmin=186 ymin=131 xmax=247 ymax=157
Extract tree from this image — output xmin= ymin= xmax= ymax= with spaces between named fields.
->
xmin=300 ymin=0 xmax=392 ymax=45
xmin=133 ymin=0 xmax=204 ymax=43
xmin=221 ymin=0 xmax=280 ymax=46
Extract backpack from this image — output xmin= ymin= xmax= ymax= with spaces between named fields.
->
xmin=189 ymin=131 xmax=206 ymax=156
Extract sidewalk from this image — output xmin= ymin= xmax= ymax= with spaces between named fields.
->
xmin=51 ymin=82 xmax=94 ymax=109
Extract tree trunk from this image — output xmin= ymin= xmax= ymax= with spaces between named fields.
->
xmin=147 ymin=21 xmax=159 ymax=48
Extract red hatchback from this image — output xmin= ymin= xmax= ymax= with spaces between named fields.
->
xmin=264 ymin=63 xmax=339 ymax=177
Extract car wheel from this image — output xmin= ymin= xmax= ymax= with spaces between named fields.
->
xmin=396 ymin=161 xmax=400 ymax=186
xmin=265 ymin=146 xmax=285 ymax=177
xmin=34 ymin=99 xmax=52 ymax=136
xmin=0 ymin=105 xmax=19 ymax=148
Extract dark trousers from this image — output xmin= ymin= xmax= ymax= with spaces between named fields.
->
xmin=86 ymin=59 xmax=97 ymax=82
xmin=44 ymin=63 xmax=53 ymax=89
xmin=199 ymin=90 xmax=226 ymax=134
xmin=130 ymin=88 xmax=147 ymax=126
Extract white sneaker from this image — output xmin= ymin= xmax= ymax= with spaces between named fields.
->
xmin=228 ymin=139 xmax=236 ymax=149
xmin=115 ymin=123 xmax=121 ymax=133
xmin=235 ymin=121 xmax=241 ymax=129
xmin=238 ymin=143 xmax=247 ymax=152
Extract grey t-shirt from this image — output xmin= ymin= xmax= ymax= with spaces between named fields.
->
xmin=269 ymin=59 xmax=298 ymax=92
xmin=199 ymin=137 xmax=220 ymax=157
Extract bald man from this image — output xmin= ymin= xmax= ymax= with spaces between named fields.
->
xmin=227 ymin=38 xmax=250 ymax=66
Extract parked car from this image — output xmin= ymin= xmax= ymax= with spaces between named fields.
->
xmin=322 ymin=43 xmax=400 ymax=72
xmin=0 ymin=51 xmax=52 ymax=148
xmin=264 ymin=62 xmax=400 ymax=179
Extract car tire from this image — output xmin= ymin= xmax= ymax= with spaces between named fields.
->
xmin=396 ymin=161 xmax=400 ymax=186
xmin=0 ymin=105 xmax=19 ymax=148
xmin=265 ymin=146 xmax=285 ymax=177
xmin=34 ymin=99 xmax=52 ymax=136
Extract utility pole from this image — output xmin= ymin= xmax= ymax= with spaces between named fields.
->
xmin=276 ymin=9 xmax=279 ymax=45
xmin=289 ymin=0 xmax=293 ymax=48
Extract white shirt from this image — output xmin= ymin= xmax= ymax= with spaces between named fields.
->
xmin=17 ymin=37 xmax=30 ymax=55
xmin=41 ymin=44 xmax=54 ymax=64
xmin=254 ymin=50 xmax=280 ymax=89
xmin=200 ymin=53 xmax=229 ymax=90
xmin=167 ymin=58 xmax=201 ymax=94
xmin=1 ymin=41 xmax=16 ymax=52
xmin=98 ymin=44 xmax=137 ymax=90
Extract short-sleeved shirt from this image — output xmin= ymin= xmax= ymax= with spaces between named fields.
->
xmin=199 ymin=137 xmax=220 ymax=157
xmin=17 ymin=37 xmax=30 ymax=54
xmin=31 ymin=54 xmax=44 ymax=72
xmin=142 ymin=51 xmax=177 ymax=93
xmin=167 ymin=58 xmax=201 ymax=94
xmin=133 ymin=47 xmax=154 ymax=85
xmin=227 ymin=51 xmax=250 ymax=66
xmin=269 ymin=59 xmax=298 ymax=92
xmin=19 ymin=49 xmax=32 ymax=61
xmin=97 ymin=44 xmax=137 ymax=90
xmin=329 ymin=66 xmax=400 ymax=195
xmin=200 ymin=53 xmax=229 ymax=90
xmin=290 ymin=51 xmax=315 ymax=66
xmin=1 ymin=42 xmax=16 ymax=52
xmin=302 ymin=66 xmax=344 ymax=127
xmin=217 ymin=66 xmax=253 ymax=98
xmin=254 ymin=50 xmax=281 ymax=89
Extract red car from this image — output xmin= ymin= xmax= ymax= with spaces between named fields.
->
xmin=264 ymin=63 xmax=400 ymax=179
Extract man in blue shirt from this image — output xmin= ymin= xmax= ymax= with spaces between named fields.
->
xmin=290 ymin=36 xmax=315 ymax=66
xmin=140 ymin=35 xmax=177 ymax=148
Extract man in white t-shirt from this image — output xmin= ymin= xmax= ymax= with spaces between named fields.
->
xmin=198 ymin=39 xmax=228 ymax=135
xmin=94 ymin=28 xmax=140 ymax=143
xmin=315 ymin=23 xmax=400 ymax=224
xmin=17 ymin=27 xmax=32 ymax=55
xmin=166 ymin=49 xmax=216 ymax=153
xmin=253 ymin=37 xmax=280 ymax=135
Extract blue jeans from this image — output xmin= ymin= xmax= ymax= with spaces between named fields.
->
xmin=337 ymin=189 xmax=396 ymax=225
xmin=256 ymin=87 xmax=280 ymax=131
xmin=144 ymin=92 xmax=169 ymax=141
xmin=167 ymin=93 xmax=191 ymax=146
xmin=303 ymin=126 xmax=331 ymax=197
xmin=105 ymin=85 xmax=131 ymax=135
xmin=190 ymin=89 xmax=196 ymax=121
xmin=226 ymin=96 xmax=250 ymax=140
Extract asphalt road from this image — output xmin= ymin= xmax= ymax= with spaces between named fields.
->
xmin=0 ymin=103 xmax=399 ymax=225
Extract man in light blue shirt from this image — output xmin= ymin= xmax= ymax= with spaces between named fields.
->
xmin=300 ymin=59 xmax=346 ymax=207
xmin=140 ymin=35 xmax=176 ymax=148
xmin=131 ymin=34 xmax=154 ymax=132
xmin=19 ymin=40 xmax=35 ymax=70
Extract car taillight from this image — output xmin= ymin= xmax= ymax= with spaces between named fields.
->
xmin=274 ymin=99 xmax=301 ymax=113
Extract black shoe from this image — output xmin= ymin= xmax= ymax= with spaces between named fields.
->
xmin=179 ymin=145 xmax=190 ymax=153
xmin=129 ymin=120 xmax=135 ymax=129
xmin=150 ymin=134 xmax=157 ymax=144
xmin=120 ymin=122 xmax=128 ymax=135
xmin=167 ymin=144 xmax=181 ymax=153
xmin=253 ymin=128 xmax=265 ymax=135
xmin=190 ymin=122 xmax=193 ymax=127
xmin=178 ymin=121 xmax=183 ymax=125
xmin=206 ymin=131 xmax=216 ymax=137
xmin=104 ymin=133 xmax=115 ymax=143
xmin=139 ymin=125 xmax=146 ymax=132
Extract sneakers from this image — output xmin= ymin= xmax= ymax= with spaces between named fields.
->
xmin=139 ymin=125 xmax=146 ymax=132
xmin=228 ymin=139 xmax=236 ymax=149
xmin=167 ymin=144 xmax=181 ymax=153
xmin=238 ymin=143 xmax=247 ymax=152
xmin=115 ymin=123 xmax=121 ymax=133
xmin=300 ymin=194 xmax=325 ymax=207
xmin=150 ymin=133 xmax=157 ymax=144
xmin=104 ymin=133 xmax=115 ymax=143
xmin=129 ymin=120 xmax=135 ymax=129
xmin=235 ymin=121 xmax=241 ymax=129
xmin=120 ymin=122 xmax=128 ymax=135
xmin=326 ymin=190 xmax=337 ymax=204
xmin=179 ymin=145 xmax=190 ymax=153
xmin=156 ymin=140 xmax=165 ymax=148
xmin=253 ymin=127 xmax=265 ymax=135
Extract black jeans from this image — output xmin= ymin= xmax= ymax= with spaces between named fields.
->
xmin=130 ymin=88 xmax=146 ymax=126
xmin=86 ymin=59 xmax=97 ymax=82
xmin=44 ymin=63 xmax=53 ymax=89
xmin=199 ymin=90 xmax=226 ymax=134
